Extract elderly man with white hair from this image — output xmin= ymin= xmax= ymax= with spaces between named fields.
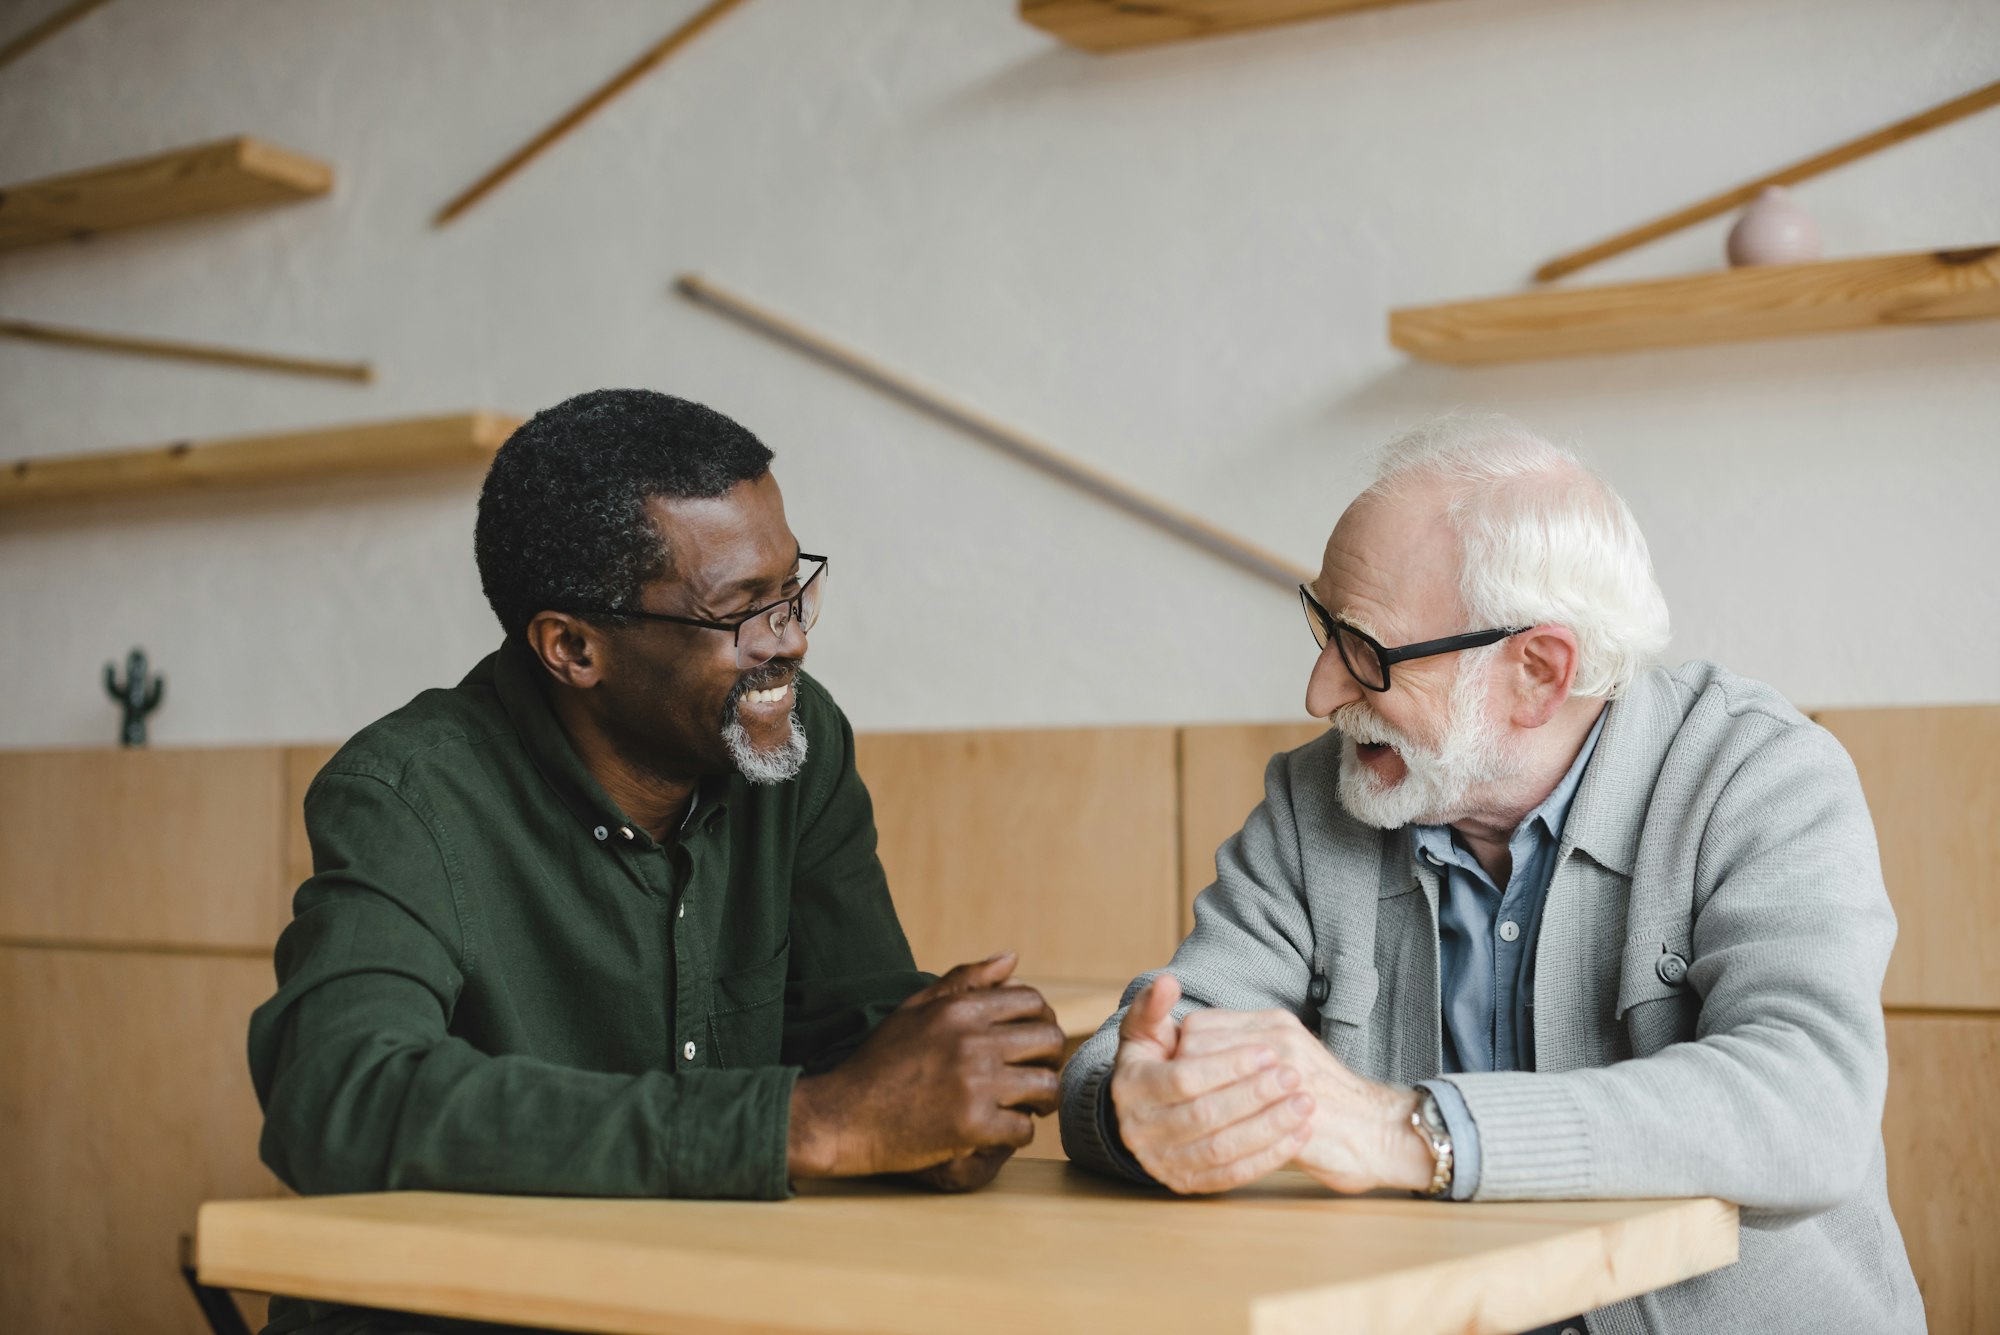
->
xmin=1058 ymin=419 xmax=1924 ymax=1335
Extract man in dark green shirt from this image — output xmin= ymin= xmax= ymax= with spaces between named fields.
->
xmin=249 ymin=389 xmax=1062 ymax=1333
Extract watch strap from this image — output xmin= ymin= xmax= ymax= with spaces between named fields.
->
xmin=1411 ymin=1089 xmax=1454 ymax=1199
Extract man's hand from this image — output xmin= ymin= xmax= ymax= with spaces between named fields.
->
xmin=787 ymin=953 xmax=1063 ymax=1183
xmin=1107 ymin=973 xmax=1317 ymax=1194
xmin=906 ymin=1145 xmax=1015 ymax=1194
xmin=1175 ymin=1007 xmax=1431 ymax=1194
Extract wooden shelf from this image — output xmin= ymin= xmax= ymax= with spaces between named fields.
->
xmin=1020 ymin=0 xmax=1434 ymax=52
xmin=0 ymin=137 xmax=332 ymax=252
xmin=1390 ymin=245 xmax=2000 ymax=364
xmin=1 ymin=413 xmax=523 ymax=512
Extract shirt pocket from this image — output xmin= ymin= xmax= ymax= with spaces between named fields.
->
xmin=707 ymin=937 xmax=791 ymax=1068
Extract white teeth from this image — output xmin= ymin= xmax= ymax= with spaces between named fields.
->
xmin=742 ymin=684 xmax=791 ymax=706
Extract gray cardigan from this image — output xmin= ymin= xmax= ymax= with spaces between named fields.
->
xmin=1060 ymin=662 xmax=1925 ymax=1335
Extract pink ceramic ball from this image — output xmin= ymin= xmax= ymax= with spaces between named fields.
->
xmin=1726 ymin=186 xmax=1823 ymax=267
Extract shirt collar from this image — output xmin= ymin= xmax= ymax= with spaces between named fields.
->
xmin=1412 ymin=704 xmax=1609 ymax=868
xmin=490 ymin=636 xmax=730 ymax=848
xmin=1528 ymin=704 xmax=1608 ymax=843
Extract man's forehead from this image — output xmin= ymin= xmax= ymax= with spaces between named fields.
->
xmin=643 ymin=488 xmax=797 ymax=600
xmin=1320 ymin=489 xmax=1460 ymax=631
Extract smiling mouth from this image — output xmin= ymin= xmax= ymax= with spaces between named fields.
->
xmin=739 ymin=682 xmax=792 ymax=707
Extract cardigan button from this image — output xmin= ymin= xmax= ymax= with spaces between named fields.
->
xmin=1657 ymin=950 xmax=1689 ymax=986
xmin=1307 ymin=974 xmax=1331 ymax=1006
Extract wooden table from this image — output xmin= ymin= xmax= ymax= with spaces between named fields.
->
xmin=197 ymin=1159 xmax=1737 ymax=1334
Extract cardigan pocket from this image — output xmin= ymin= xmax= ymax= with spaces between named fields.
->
xmin=1615 ymin=934 xmax=1697 ymax=1052
xmin=1314 ymin=955 xmax=1379 ymax=1071
xmin=1316 ymin=956 xmax=1379 ymax=1025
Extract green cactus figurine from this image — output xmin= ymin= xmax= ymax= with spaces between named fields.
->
xmin=104 ymin=647 xmax=164 ymax=747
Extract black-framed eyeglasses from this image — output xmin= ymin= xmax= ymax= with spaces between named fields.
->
xmin=1299 ymin=584 xmax=1525 ymax=693
xmin=574 ymin=554 xmax=827 ymax=669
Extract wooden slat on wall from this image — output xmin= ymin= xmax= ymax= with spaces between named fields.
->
xmin=0 ymin=947 xmax=283 ymax=1335
xmin=1178 ymin=722 xmax=1327 ymax=934
xmin=283 ymin=744 xmax=340 ymax=894
xmin=0 ymin=747 xmax=289 ymax=951
xmin=1816 ymin=706 xmax=2000 ymax=1010
xmin=855 ymin=727 xmax=1180 ymax=983
xmin=1883 ymin=1014 xmax=2000 ymax=1334
xmin=1020 ymin=0 xmax=1434 ymax=52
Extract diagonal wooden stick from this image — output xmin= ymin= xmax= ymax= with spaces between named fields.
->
xmin=0 ymin=0 xmax=114 ymax=71
xmin=0 ymin=317 xmax=372 ymax=382
xmin=1535 ymin=77 xmax=2000 ymax=283
xmin=434 ymin=0 xmax=750 ymax=227
xmin=675 ymin=274 xmax=1312 ymax=591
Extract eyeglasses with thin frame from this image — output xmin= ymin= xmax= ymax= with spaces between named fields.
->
xmin=573 ymin=554 xmax=827 ymax=668
xmin=1299 ymin=584 xmax=1525 ymax=692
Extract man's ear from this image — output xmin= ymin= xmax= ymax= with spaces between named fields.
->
xmin=1508 ymin=625 xmax=1579 ymax=729
xmin=525 ymin=612 xmax=607 ymax=690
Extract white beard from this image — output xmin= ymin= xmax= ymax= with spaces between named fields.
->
xmin=722 ymin=706 xmax=808 ymax=784
xmin=1332 ymin=649 xmax=1512 ymax=829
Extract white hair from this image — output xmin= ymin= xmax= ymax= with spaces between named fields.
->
xmin=1364 ymin=415 xmax=1670 ymax=699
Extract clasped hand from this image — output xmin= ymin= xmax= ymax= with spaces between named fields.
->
xmin=1108 ymin=973 xmax=1432 ymax=1196
xmin=789 ymin=952 xmax=1064 ymax=1191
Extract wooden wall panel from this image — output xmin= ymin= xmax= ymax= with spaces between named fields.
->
xmin=855 ymin=727 xmax=1179 ymax=983
xmin=1178 ymin=722 xmax=1327 ymax=934
xmin=0 ymin=946 xmax=283 ymax=1335
xmin=1816 ymin=707 xmax=2000 ymax=1010
xmin=1883 ymin=1014 xmax=2000 ymax=1335
xmin=0 ymin=747 xmax=288 ymax=950
xmin=283 ymin=744 xmax=340 ymax=895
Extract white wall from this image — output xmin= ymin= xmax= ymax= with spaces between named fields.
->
xmin=2 ymin=0 xmax=1996 ymax=749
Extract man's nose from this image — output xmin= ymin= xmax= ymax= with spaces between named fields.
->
xmin=740 ymin=614 xmax=807 ymax=670
xmin=1305 ymin=645 xmax=1360 ymax=719
xmin=774 ymin=609 xmax=810 ymax=661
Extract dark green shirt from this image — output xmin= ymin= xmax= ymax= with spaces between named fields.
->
xmin=249 ymin=638 xmax=929 ymax=1221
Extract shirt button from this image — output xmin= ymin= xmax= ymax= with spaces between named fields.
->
xmin=682 ymin=1040 xmax=696 ymax=1061
xmin=1561 ymin=1327 xmax=1583 ymax=1335
xmin=619 ymin=826 xmax=635 ymax=841
xmin=677 ymin=901 xmax=686 ymax=919
xmin=1499 ymin=920 xmax=1520 ymax=942
xmin=592 ymin=825 xmax=608 ymax=842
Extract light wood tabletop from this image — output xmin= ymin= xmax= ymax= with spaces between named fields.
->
xmin=198 ymin=1158 xmax=1736 ymax=1334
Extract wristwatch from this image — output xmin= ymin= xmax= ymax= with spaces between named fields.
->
xmin=1410 ymin=1088 xmax=1455 ymax=1199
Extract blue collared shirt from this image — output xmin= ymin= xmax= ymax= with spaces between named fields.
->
xmin=1418 ymin=708 xmax=1606 ymax=1203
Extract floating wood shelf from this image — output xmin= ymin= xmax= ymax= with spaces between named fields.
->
xmin=0 ymin=137 xmax=332 ymax=252
xmin=1389 ymin=245 xmax=2000 ymax=364
xmin=1 ymin=413 xmax=523 ymax=512
xmin=1020 ymin=0 xmax=1434 ymax=52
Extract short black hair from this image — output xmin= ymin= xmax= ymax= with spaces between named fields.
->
xmin=475 ymin=388 xmax=775 ymax=638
